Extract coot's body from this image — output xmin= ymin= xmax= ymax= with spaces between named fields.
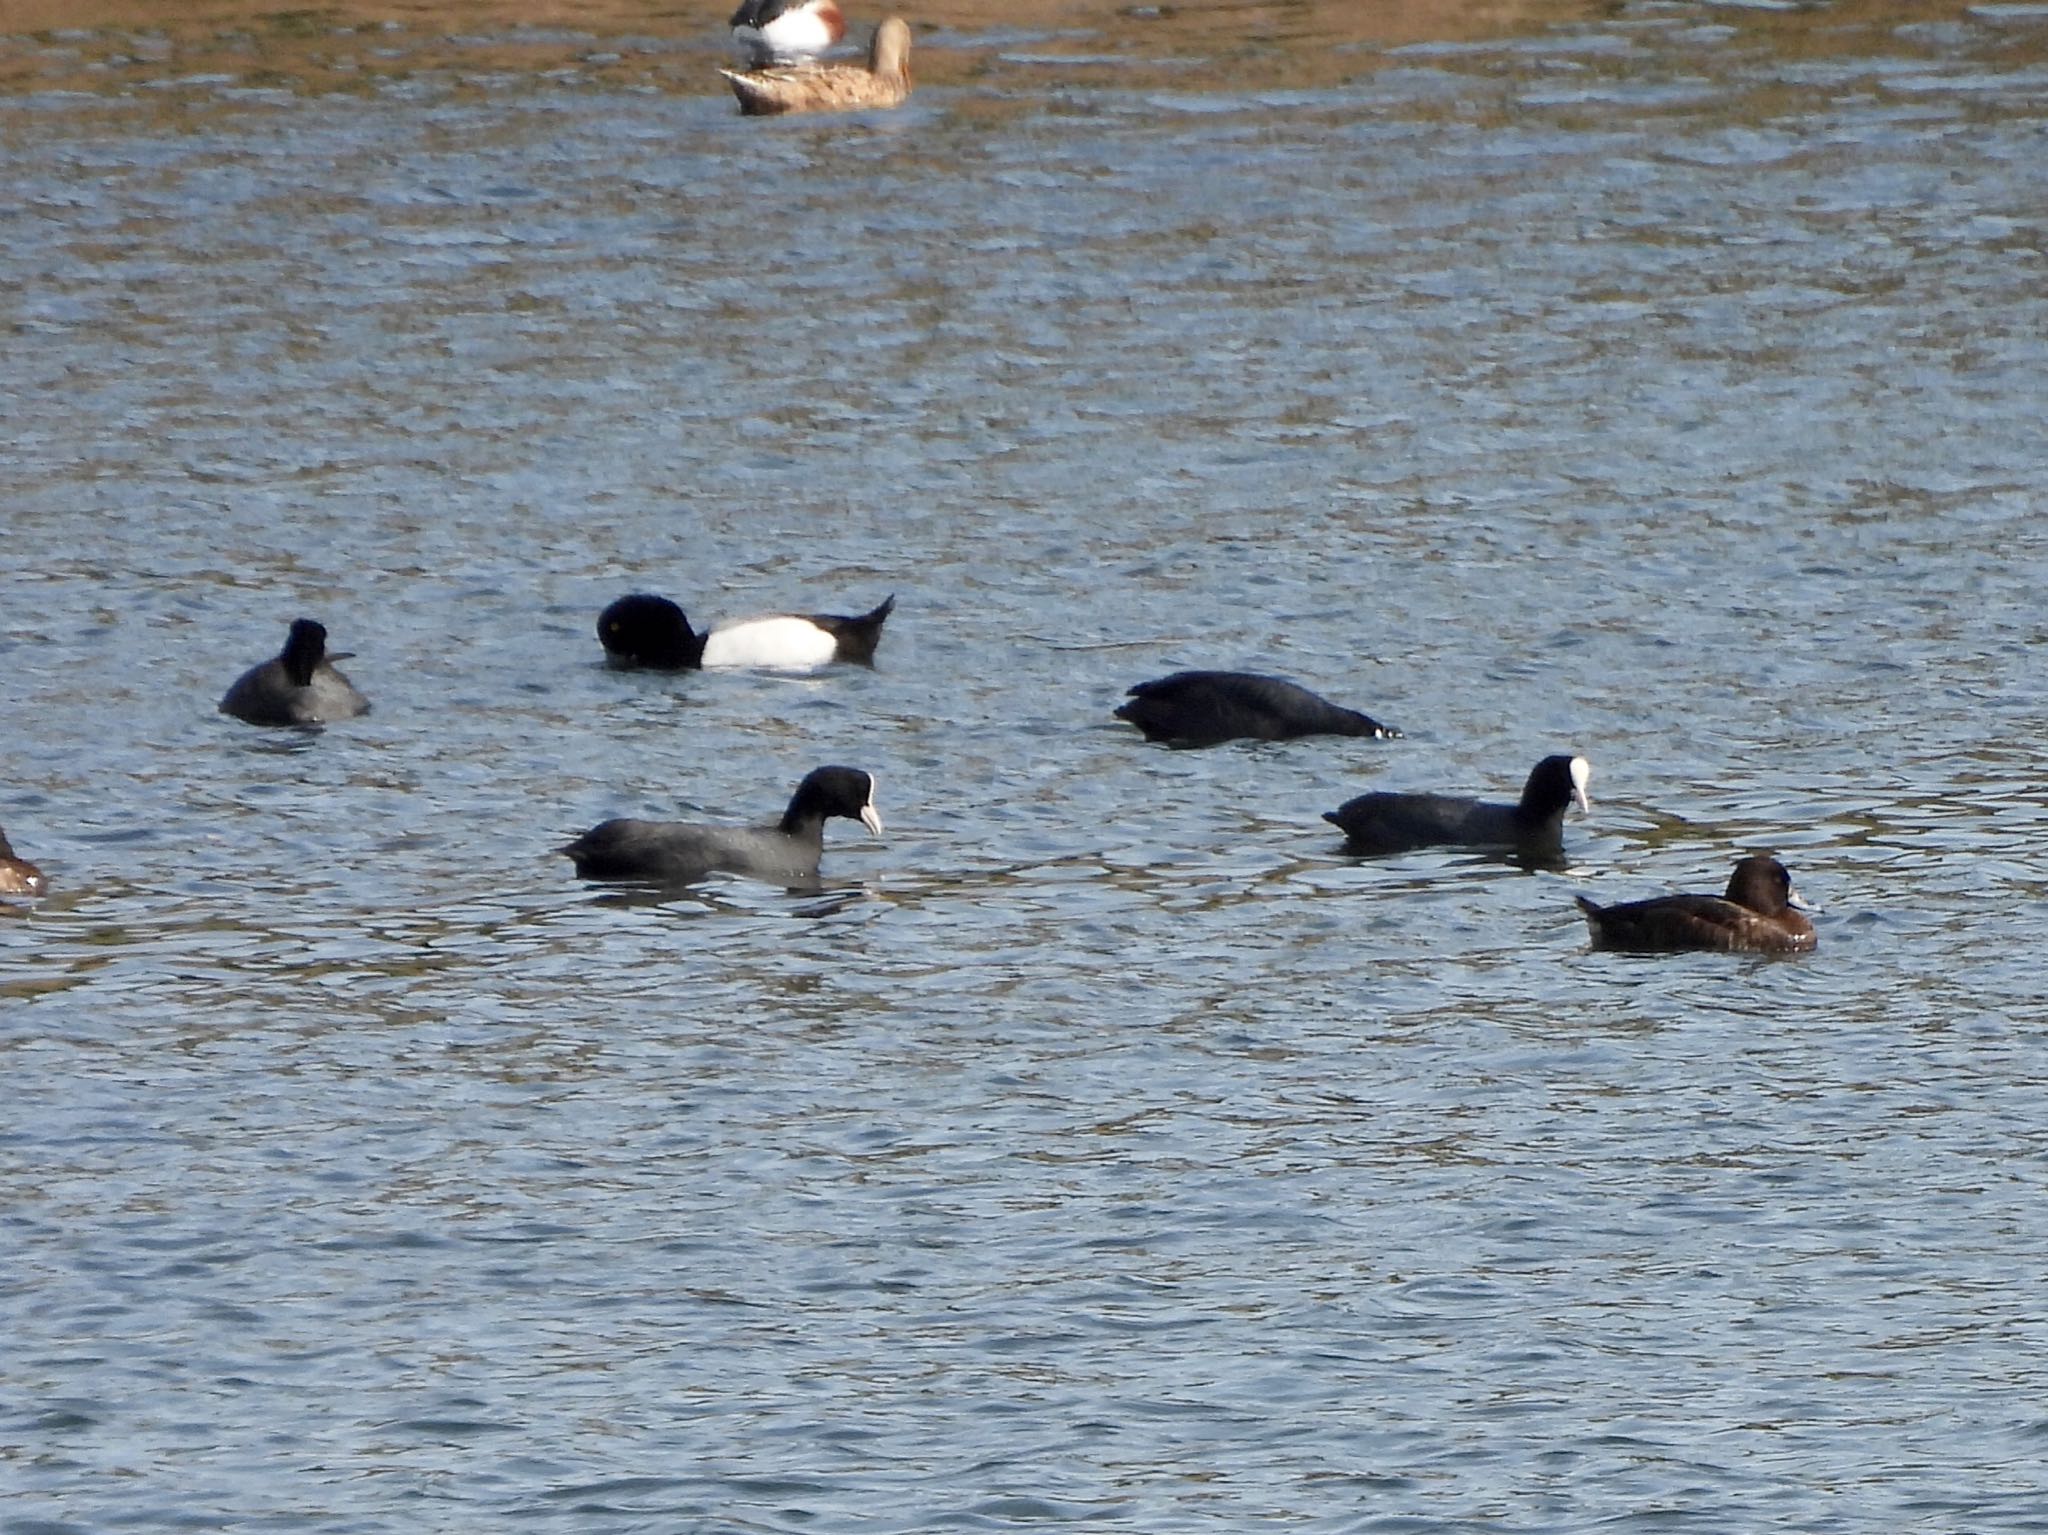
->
xmin=1326 ymin=754 xmax=1590 ymax=859
xmin=564 ymin=766 xmax=882 ymax=888
xmin=1116 ymin=671 xmax=1397 ymax=749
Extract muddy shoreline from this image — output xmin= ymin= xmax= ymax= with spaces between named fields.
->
xmin=1 ymin=0 xmax=1993 ymax=101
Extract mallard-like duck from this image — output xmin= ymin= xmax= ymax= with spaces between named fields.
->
xmin=722 ymin=16 xmax=912 ymax=117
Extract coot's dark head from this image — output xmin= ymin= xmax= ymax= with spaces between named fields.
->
xmin=783 ymin=765 xmax=883 ymax=837
xmin=1522 ymin=754 xmax=1592 ymax=820
xmin=598 ymin=594 xmax=702 ymax=670
xmin=1726 ymin=855 xmax=1802 ymax=915
xmin=280 ymin=619 xmax=329 ymax=688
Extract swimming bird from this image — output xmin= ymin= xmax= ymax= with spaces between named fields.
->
xmin=730 ymin=0 xmax=846 ymax=67
xmin=1574 ymin=855 xmax=1817 ymax=954
xmin=219 ymin=618 xmax=371 ymax=726
xmin=562 ymin=765 xmax=883 ymax=888
xmin=0 ymin=825 xmax=46 ymax=897
xmin=598 ymin=593 xmax=892 ymax=671
xmin=1325 ymin=753 xmax=1591 ymax=859
xmin=722 ymin=16 xmax=912 ymax=116
xmin=1115 ymin=670 xmax=1398 ymax=749
xmin=597 ymin=593 xmax=895 ymax=671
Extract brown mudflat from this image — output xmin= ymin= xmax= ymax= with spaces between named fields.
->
xmin=0 ymin=0 xmax=1617 ymax=98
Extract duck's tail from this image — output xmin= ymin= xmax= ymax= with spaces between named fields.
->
xmin=819 ymin=594 xmax=896 ymax=665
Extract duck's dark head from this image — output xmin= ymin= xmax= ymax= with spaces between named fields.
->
xmin=280 ymin=619 xmax=329 ymax=688
xmin=598 ymin=594 xmax=700 ymax=669
xmin=1727 ymin=855 xmax=1801 ymax=916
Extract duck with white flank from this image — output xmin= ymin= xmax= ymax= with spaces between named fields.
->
xmin=597 ymin=593 xmax=895 ymax=671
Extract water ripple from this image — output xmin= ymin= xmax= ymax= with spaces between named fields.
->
xmin=6 ymin=10 xmax=2048 ymax=1534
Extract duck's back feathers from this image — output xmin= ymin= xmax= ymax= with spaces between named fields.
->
xmin=220 ymin=619 xmax=370 ymax=726
xmin=1325 ymin=753 xmax=1590 ymax=858
xmin=1576 ymin=856 xmax=1816 ymax=954
xmin=1116 ymin=670 xmax=1397 ymax=748
xmin=598 ymin=594 xmax=704 ymax=670
xmin=722 ymin=16 xmax=912 ymax=116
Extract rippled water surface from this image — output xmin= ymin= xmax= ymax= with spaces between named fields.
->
xmin=6 ymin=4 xmax=2048 ymax=1530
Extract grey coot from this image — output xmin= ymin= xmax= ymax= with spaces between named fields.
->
xmin=1115 ymin=671 xmax=1398 ymax=748
xmin=563 ymin=765 xmax=883 ymax=888
xmin=1575 ymin=855 xmax=1816 ymax=954
xmin=0 ymin=825 xmax=46 ymax=897
xmin=1325 ymin=753 xmax=1591 ymax=859
xmin=597 ymin=593 xmax=895 ymax=671
xmin=219 ymin=618 xmax=370 ymax=726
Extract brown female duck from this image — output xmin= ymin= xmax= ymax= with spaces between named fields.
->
xmin=1575 ymin=855 xmax=1817 ymax=954
xmin=722 ymin=16 xmax=912 ymax=116
xmin=0 ymin=824 xmax=46 ymax=898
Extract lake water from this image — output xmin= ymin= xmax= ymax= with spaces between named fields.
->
xmin=5 ymin=4 xmax=2048 ymax=1530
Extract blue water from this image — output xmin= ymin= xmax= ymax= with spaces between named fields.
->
xmin=5 ymin=4 xmax=2048 ymax=1530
